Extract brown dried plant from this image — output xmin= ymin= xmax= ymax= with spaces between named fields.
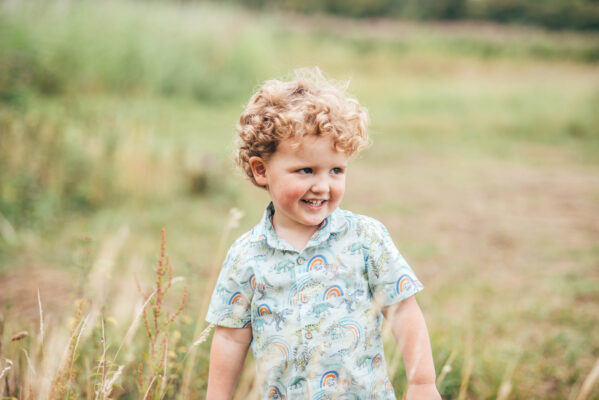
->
xmin=49 ymin=299 xmax=87 ymax=400
xmin=136 ymin=228 xmax=187 ymax=399
xmin=179 ymin=207 xmax=244 ymax=399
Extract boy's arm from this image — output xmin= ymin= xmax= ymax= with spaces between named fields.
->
xmin=382 ymin=296 xmax=441 ymax=400
xmin=207 ymin=325 xmax=253 ymax=400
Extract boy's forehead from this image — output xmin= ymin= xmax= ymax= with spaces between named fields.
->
xmin=272 ymin=135 xmax=349 ymax=165
xmin=281 ymin=134 xmax=339 ymax=153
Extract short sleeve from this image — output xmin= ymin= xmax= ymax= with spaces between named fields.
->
xmin=363 ymin=217 xmax=423 ymax=307
xmin=205 ymin=238 xmax=253 ymax=328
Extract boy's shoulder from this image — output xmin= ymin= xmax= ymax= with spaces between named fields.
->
xmin=226 ymin=226 xmax=265 ymax=254
xmin=223 ymin=210 xmax=276 ymax=257
xmin=339 ymin=208 xmax=389 ymax=231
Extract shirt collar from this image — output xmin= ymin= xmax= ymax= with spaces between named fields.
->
xmin=250 ymin=202 xmax=348 ymax=251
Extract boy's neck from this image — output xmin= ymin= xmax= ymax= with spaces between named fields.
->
xmin=271 ymin=213 xmax=320 ymax=252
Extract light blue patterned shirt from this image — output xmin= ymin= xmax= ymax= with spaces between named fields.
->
xmin=206 ymin=203 xmax=423 ymax=399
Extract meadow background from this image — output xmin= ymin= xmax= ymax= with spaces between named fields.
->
xmin=1 ymin=0 xmax=599 ymax=398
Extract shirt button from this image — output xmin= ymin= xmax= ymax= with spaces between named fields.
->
xmin=305 ymin=331 xmax=312 ymax=339
xmin=297 ymin=257 xmax=304 ymax=265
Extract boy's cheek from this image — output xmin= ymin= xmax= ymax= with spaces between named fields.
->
xmin=277 ymin=186 xmax=305 ymax=204
xmin=332 ymin=185 xmax=345 ymax=200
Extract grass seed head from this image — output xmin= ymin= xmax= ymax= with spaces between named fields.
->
xmin=11 ymin=331 xmax=28 ymax=342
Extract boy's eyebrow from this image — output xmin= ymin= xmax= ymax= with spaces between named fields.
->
xmin=286 ymin=164 xmax=348 ymax=171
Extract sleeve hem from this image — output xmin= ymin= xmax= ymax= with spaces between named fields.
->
xmin=380 ymin=284 xmax=424 ymax=308
xmin=205 ymin=316 xmax=251 ymax=329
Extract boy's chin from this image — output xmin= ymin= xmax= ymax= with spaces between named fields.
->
xmin=298 ymin=212 xmax=331 ymax=227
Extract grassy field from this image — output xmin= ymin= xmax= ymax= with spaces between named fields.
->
xmin=1 ymin=1 xmax=598 ymax=399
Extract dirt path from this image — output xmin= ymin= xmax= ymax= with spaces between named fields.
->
xmin=0 ymin=266 xmax=77 ymax=325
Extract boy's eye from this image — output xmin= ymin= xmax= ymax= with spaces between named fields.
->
xmin=331 ymin=167 xmax=344 ymax=175
xmin=298 ymin=168 xmax=312 ymax=174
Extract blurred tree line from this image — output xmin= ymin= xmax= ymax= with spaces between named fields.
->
xmin=1 ymin=0 xmax=598 ymax=239
xmin=231 ymin=0 xmax=599 ymax=30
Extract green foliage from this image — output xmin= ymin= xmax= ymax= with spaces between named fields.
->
xmin=237 ymin=0 xmax=599 ymax=30
xmin=0 ymin=1 xmax=272 ymax=103
xmin=242 ymin=0 xmax=467 ymax=19
xmin=473 ymin=0 xmax=599 ymax=30
xmin=0 ymin=0 xmax=597 ymax=232
xmin=0 ymin=110 xmax=118 ymax=228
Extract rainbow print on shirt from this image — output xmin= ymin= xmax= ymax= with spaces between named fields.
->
xmin=228 ymin=291 xmax=247 ymax=305
xmin=258 ymin=303 xmax=272 ymax=316
xmin=320 ymin=370 xmax=339 ymax=388
xmin=307 ymin=254 xmax=327 ymax=272
xmin=338 ymin=317 xmax=363 ymax=348
xmin=396 ymin=274 xmax=414 ymax=294
xmin=268 ymin=385 xmax=285 ymax=399
xmin=323 ymin=284 xmax=344 ymax=301
xmin=264 ymin=335 xmax=291 ymax=362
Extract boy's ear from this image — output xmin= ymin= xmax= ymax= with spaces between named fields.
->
xmin=249 ymin=156 xmax=268 ymax=186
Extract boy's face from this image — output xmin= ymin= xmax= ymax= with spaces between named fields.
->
xmin=250 ymin=135 xmax=349 ymax=237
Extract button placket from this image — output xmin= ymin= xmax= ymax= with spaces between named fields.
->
xmin=295 ymin=253 xmax=309 ymax=346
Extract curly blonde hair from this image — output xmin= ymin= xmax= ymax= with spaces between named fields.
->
xmin=235 ymin=68 xmax=370 ymax=187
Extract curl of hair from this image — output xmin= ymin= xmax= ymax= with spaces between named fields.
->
xmin=235 ymin=68 xmax=370 ymax=187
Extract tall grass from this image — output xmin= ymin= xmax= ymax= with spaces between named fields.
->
xmin=0 ymin=1 xmax=274 ymax=102
xmin=0 ymin=0 xmax=269 ymax=233
xmin=1 ymin=0 xmax=598 ymax=232
xmin=0 ymin=227 xmax=192 ymax=399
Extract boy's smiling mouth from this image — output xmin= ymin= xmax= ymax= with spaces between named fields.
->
xmin=302 ymin=199 xmax=327 ymax=206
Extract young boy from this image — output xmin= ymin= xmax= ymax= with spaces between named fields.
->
xmin=206 ymin=70 xmax=441 ymax=400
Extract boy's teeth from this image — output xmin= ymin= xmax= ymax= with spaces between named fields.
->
xmin=304 ymin=200 xmax=324 ymax=205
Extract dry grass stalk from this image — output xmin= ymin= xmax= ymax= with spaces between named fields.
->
xmin=0 ymin=358 xmax=13 ymax=380
xmin=37 ymin=289 xmax=44 ymax=348
xmin=496 ymin=355 xmax=519 ymax=400
xmin=21 ymin=349 xmax=36 ymax=376
xmin=179 ymin=208 xmax=244 ymax=399
xmin=191 ymin=323 xmax=215 ymax=347
xmin=496 ymin=380 xmax=513 ymax=400
xmin=93 ymin=317 xmax=107 ymax=400
xmin=10 ymin=331 xmax=28 ymax=342
xmin=113 ymin=291 xmax=156 ymax=363
xmin=0 ymin=358 xmax=13 ymax=397
xmin=436 ymin=348 xmax=457 ymax=387
xmin=71 ymin=314 xmax=90 ymax=370
xmin=457 ymin=325 xmax=474 ymax=400
xmin=574 ymin=359 xmax=599 ymax=400
xmin=144 ymin=375 xmax=158 ymax=400
xmin=104 ymin=365 xmax=124 ymax=395
xmin=49 ymin=300 xmax=86 ymax=399
xmin=64 ymin=313 xmax=91 ymax=398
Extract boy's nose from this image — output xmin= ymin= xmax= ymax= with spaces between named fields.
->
xmin=311 ymin=176 xmax=329 ymax=194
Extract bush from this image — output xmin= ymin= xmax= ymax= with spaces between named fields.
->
xmin=236 ymin=0 xmax=599 ymax=30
